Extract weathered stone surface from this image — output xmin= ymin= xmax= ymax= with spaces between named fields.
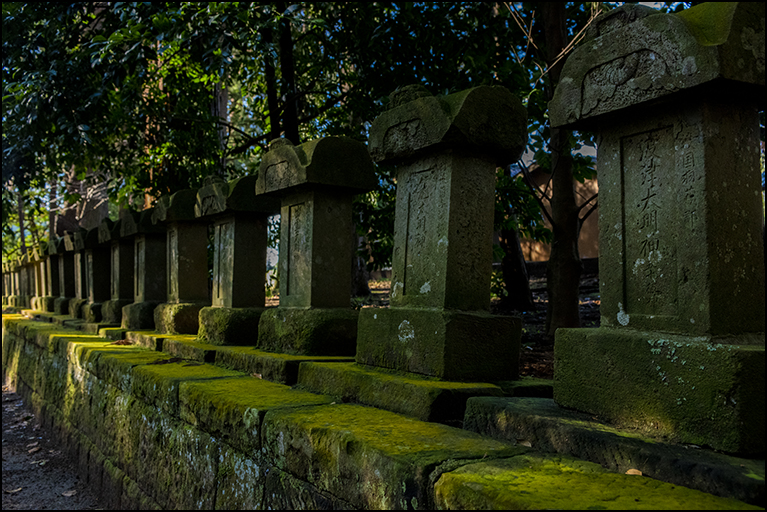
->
xmin=264 ymin=466 xmax=355 ymax=510
xmin=121 ymin=300 xmax=161 ymax=330
xmin=434 ymin=453 xmax=759 ymax=510
xmin=550 ymin=2 xmax=765 ymax=455
xmin=594 ymin=101 xmax=764 ymax=336
xmin=555 ymin=328 xmax=764 ymax=454
xmin=550 ymin=3 xmax=765 ymax=128
xmin=356 ymin=307 xmax=520 ymax=381
xmin=297 ymin=361 xmax=503 ymax=425
xmin=369 ymin=85 xmax=527 ymax=165
xmin=195 ymin=175 xmax=280 ymax=217
xmin=197 ymin=306 xmax=264 ymax=345
xmin=179 ymin=375 xmax=333 ymax=454
xmin=101 ymin=298 xmax=132 ymax=324
xmin=216 ymin=443 xmax=265 ymax=510
xmin=262 ymin=403 xmax=523 ymax=509
xmin=213 ymin=347 xmax=354 ymax=385
xmin=132 ymin=359 xmax=242 ymax=416
xmin=257 ymin=137 xmax=376 ymax=197
xmin=464 ymin=396 xmax=765 ymax=506
xmin=154 ymin=302 xmax=205 ymax=335
xmin=257 ymin=307 xmax=358 ymax=356
xmin=209 ymin=216 xmax=268 ymax=308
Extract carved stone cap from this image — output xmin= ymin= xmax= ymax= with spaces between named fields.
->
xmin=48 ymin=237 xmax=65 ymax=255
xmin=368 ymin=85 xmax=527 ymax=166
xmin=153 ymin=188 xmax=200 ymax=224
xmin=550 ymin=2 xmax=765 ymax=129
xmin=30 ymin=242 xmax=48 ymax=262
xmin=256 ymin=137 xmax=377 ymax=197
xmin=195 ymin=175 xmax=280 ymax=218
xmin=62 ymin=230 xmax=85 ymax=252
xmin=75 ymin=227 xmax=103 ymax=250
xmin=98 ymin=218 xmax=117 ymax=244
xmin=120 ymin=208 xmax=163 ymax=237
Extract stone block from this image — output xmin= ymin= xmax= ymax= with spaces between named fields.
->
xmin=550 ymin=3 xmax=765 ymax=129
xmin=121 ymin=301 xmax=161 ymax=330
xmin=213 ymin=347 xmax=354 ymax=385
xmin=257 ymin=307 xmax=358 ymax=356
xmin=464 ymin=396 xmax=765 ymax=506
xmin=154 ymin=301 xmax=205 ymax=335
xmin=197 ymin=306 xmax=264 ymax=345
xmin=433 ymin=453 xmax=757 ymax=510
xmin=356 ymin=307 xmax=521 ymax=381
xmin=555 ymin=327 xmax=764 ymax=453
xmin=262 ymin=403 xmax=522 ymax=509
xmin=178 ymin=375 xmax=333 ymax=453
xmin=297 ymin=361 xmax=503 ymax=425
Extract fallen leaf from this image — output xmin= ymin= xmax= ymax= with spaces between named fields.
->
xmin=110 ymin=339 xmax=132 ymax=345
xmin=27 ymin=446 xmax=41 ymax=454
xmin=26 ymin=441 xmax=39 ymax=448
xmin=251 ymin=373 xmax=262 ymax=379
xmin=5 ymin=488 xmax=23 ymax=494
xmin=517 ymin=439 xmax=532 ymax=448
xmin=62 ymin=490 xmax=77 ymax=497
xmin=626 ymin=469 xmax=643 ymax=476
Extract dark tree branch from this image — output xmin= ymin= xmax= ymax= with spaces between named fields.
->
xmin=518 ymin=159 xmax=555 ymax=226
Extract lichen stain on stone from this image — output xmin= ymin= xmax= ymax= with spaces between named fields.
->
xmin=419 ymin=281 xmax=431 ymax=294
xmin=397 ymin=320 xmax=415 ymax=344
xmin=617 ymin=302 xmax=630 ymax=326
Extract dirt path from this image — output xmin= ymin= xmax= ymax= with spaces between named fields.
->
xmin=2 ymin=384 xmax=102 ymax=510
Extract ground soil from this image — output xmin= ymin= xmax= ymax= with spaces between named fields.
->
xmin=1 ymin=384 xmax=103 ymax=510
xmin=1 ymin=272 xmax=599 ymax=508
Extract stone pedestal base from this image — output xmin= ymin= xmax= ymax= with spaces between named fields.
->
xmin=54 ymin=297 xmax=73 ymax=315
xmin=102 ymin=299 xmax=132 ymax=324
xmin=121 ymin=301 xmax=161 ymax=330
xmin=197 ymin=307 xmax=265 ymax=346
xmin=82 ymin=302 xmax=102 ymax=323
xmin=257 ymin=308 xmax=358 ymax=356
xmin=154 ymin=302 xmax=206 ymax=335
xmin=68 ymin=298 xmax=88 ymax=318
xmin=554 ymin=327 xmax=765 ymax=454
xmin=297 ymin=361 xmax=503 ymax=425
xmin=30 ymin=296 xmax=56 ymax=312
xmin=356 ymin=308 xmax=521 ymax=382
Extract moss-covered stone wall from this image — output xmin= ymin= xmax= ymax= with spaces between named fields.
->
xmin=2 ymin=314 xmax=758 ymax=510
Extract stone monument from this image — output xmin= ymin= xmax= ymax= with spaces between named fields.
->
xmin=49 ymin=236 xmax=76 ymax=315
xmin=75 ymin=227 xmax=111 ymax=324
xmin=354 ymin=85 xmax=527 ymax=382
xmin=152 ymin=188 xmax=210 ymax=334
xmin=194 ymin=175 xmax=280 ymax=345
xmin=121 ymin=208 xmax=167 ymax=330
xmin=549 ymin=2 xmax=765 ymax=453
xmin=255 ymin=137 xmax=377 ymax=355
xmin=98 ymin=217 xmax=135 ymax=325
xmin=63 ymin=230 xmax=88 ymax=318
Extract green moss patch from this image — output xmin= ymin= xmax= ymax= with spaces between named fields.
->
xmin=297 ymin=362 xmax=503 ymax=424
xmin=263 ymin=403 xmax=523 ymax=509
xmin=434 ymin=454 xmax=760 ymax=510
xmin=197 ymin=306 xmax=263 ymax=346
xmin=555 ymin=327 xmax=765 ymax=453
xmin=257 ymin=307 xmax=358 ymax=356
xmin=179 ymin=376 xmax=333 ymax=453
xmin=214 ymin=346 xmax=354 ymax=385
xmin=132 ymin=361 xmax=243 ymax=415
xmin=464 ymin=396 xmax=765 ymax=506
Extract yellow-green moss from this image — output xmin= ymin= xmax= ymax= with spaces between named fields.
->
xmin=180 ymin=376 xmax=333 ymax=452
xmin=297 ymin=362 xmax=503 ymax=423
xmin=434 ymin=454 xmax=760 ymax=510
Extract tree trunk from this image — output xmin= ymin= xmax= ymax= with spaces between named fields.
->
xmin=541 ymin=2 xmax=582 ymax=335
xmin=499 ymin=222 xmax=534 ymax=311
xmin=263 ymin=26 xmax=281 ymax=141
xmin=277 ymin=1 xmax=300 ymax=145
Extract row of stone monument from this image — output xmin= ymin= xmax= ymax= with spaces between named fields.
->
xmin=2 ymin=3 xmax=764 ymax=453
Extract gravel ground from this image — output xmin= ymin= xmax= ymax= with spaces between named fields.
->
xmin=1 ymin=384 xmax=102 ymax=510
